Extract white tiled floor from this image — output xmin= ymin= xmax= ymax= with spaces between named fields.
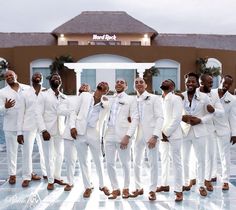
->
xmin=1 ymin=146 xmax=236 ymax=210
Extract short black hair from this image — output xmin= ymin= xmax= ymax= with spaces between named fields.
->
xmin=199 ymin=73 xmax=212 ymax=82
xmin=223 ymin=74 xmax=233 ymax=82
xmin=184 ymin=72 xmax=199 ymax=86
xmin=167 ymin=79 xmax=175 ymax=87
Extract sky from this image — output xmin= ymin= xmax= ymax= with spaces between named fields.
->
xmin=1 ymin=0 xmax=236 ymax=34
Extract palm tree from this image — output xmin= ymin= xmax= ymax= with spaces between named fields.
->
xmin=196 ymin=57 xmax=221 ymax=76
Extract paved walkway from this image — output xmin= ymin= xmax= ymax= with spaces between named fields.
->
xmin=0 ymin=144 xmax=236 ymax=210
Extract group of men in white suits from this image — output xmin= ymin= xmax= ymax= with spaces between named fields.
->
xmin=1 ymin=69 xmax=236 ymax=202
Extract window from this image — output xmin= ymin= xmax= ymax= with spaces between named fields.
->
xmin=67 ymin=41 xmax=79 ymax=46
xmin=130 ymin=41 xmax=141 ymax=46
xmin=152 ymin=68 xmax=178 ymax=94
xmin=116 ymin=69 xmax=136 ymax=94
xmin=91 ymin=41 xmax=121 ymax=46
xmin=32 ymin=67 xmax=51 ymax=89
xmin=81 ymin=69 xmax=96 ymax=91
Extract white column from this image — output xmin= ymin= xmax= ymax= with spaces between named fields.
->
xmin=74 ymin=68 xmax=82 ymax=95
xmin=137 ymin=68 xmax=145 ymax=78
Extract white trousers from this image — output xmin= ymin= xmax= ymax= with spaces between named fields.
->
xmin=5 ymin=131 xmax=19 ymax=176
xmin=205 ymin=132 xmax=217 ymax=181
xmin=216 ymin=134 xmax=231 ymax=183
xmin=133 ymin=138 xmax=159 ymax=192
xmin=76 ymin=127 xmax=106 ymax=189
xmin=41 ymin=135 xmax=64 ymax=184
xmin=182 ymin=129 xmax=206 ymax=187
xmin=105 ymin=128 xmax=131 ymax=190
xmin=22 ymin=131 xmax=47 ymax=180
xmin=64 ymin=139 xmax=77 ymax=186
xmin=159 ymin=138 xmax=183 ymax=192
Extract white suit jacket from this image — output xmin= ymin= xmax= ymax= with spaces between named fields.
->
xmin=181 ymin=89 xmax=213 ymax=138
xmin=162 ymin=92 xmax=183 ymax=140
xmin=35 ymin=88 xmax=66 ymax=136
xmin=17 ymin=86 xmax=46 ymax=135
xmin=204 ymin=89 xmax=224 ymax=133
xmin=213 ymin=89 xmax=236 ymax=137
xmin=0 ymin=83 xmax=29 ymax=131
xmin=136 ymin=91 xmax=163 ymax=142
xmin=104 ymin=92 xmax=139 ymax=140
xmin=64 ymin=92 xmax=109 ymax=139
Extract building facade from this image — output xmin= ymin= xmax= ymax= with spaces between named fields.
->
xmin=0 ymin=11 xmax=236 ymax=94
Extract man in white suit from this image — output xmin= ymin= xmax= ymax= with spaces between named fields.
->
xmin=104 ymin=78 xmax=139 ymax=199
xmin=213 ymin=75 xmax=236 ymax=190
xmin=130 ymin=77 xmax=163 ymax=201
xmin=157 ymin=79 xmax=184 ymax=202
xmin=199 ymin=74 xmax=224 ymax=191
xmin=17 ymin=72 xmax=47 ymax=187
xmin=36 ymin=73 xmax=66 ymax=190
xmin=0 ymin=70 xmax=29 ymax=184
xmin=67 ymin=82 xmax=111 ymax=197
xmin=181 ymin=72 xmax=214 ymax=197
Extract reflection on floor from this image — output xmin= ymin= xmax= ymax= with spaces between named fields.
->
xmin=1 ymin=146 xmax=236 ymax=210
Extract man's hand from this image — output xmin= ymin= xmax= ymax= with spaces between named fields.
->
xmin=42 ymin=130 xmax=51 ymax=141
xmin=189 ymin=116 xmax=201 ymax=125
xmin=182 ymin=115 xmax=192 ymax=124
xmin=230 ymin=136 xmax=236 ymax=145
xmin=17 ymin=135 xmax=24 ymax=145
xmin=162 ymin=132 xmax=169 ymax=142
xmin=207 ymin=104 xmax=215 ymax=113
xmin=70 ymin=128 xmax=78 ymax=140
xmin=147 ymin=136 xmax=157 ymax=149
xmin=120 ymin=135 xmax=130 ymax=150
xmin=5 ymin=98 xmax=15 ymax=109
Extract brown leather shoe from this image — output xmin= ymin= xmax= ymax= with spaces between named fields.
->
xmin=156 ymin=185 xmax=170 ymax=192
xmin=54 ymin=179 xmax=67 ymax=185
xmin=122 ymin=188 xmax=130 ymax=199
xmin=99 ymin=186 xmax=110 ymax=196
xmin=64 ymin=184 xmax=73 ymax=191
xmin=31 ymin=173 xmax=41 ymax=181
xmin=222 ymin=183 xmax=229 ymax=191
xmin=182 ymin=185 xmax=191 ymax=191
xmin=9 ymin=175 xmax=16 ymax=185
xmin=22 ymin=180 xmax=30 ymax=187
xmin=83 ymin=188 xmax=92 ymax=198
xmin=190 ymin=179 xmax=196 ymax=186
xmin=175 ymin=192 xmax=183 ymax=202
xmin=211 ymin=177 xmax=217 ymax=182
xmin=148 ymin=191 xmax=156 ymax=201
xmin=47 ymin=183 xmax=54 ymax=190
xmin=204 ymin=180 xmax=213 ymax=191
xmin=129 ymin=189 xmax=144 ymax=198
xmin=108 ymin=189 xmax=121 ymax=199
xmin=199 ymin=187 xmax=207 ymax=196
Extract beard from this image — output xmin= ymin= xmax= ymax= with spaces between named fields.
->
xmin=160 ymin=84 xmax=170 ymax=91
xmin=50 ymin=80 xmax=60 ymax=89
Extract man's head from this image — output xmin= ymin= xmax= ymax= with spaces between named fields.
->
xmin=199 ymin=73 xmax=213 ymax=93
xmin=49 ymin=73 xmax=61 ymax=89
xmin=96 ymin=81 xmax=109 ymax=95
xmin=134 ymin=77 xmax=147 ymax=95
xmin=219 ymin=74 xmax=233 ymax=93
xmin=115 ymin=78 xmax=127 ymax=93
xmin=4 ymin=70 xmax=17 ymax=86
xmin=78 ymin=83 xmax=91 ymax=94
xmin=32 ymin=72 xmax=42 ymax=85
xmin=184 ymin=72 xmax=199 ymax=93
xmin=160 ymin=79 xmax=175 ymax=93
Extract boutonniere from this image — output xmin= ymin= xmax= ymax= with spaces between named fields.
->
xmin=194 ymin=95 xmax=200 ymax=101
xmin=224 ymin=100 xmax=231 ymax=103
xmin=119 ymin=101 xmax=125 ymax=105
xmin=144 ymin=96 xmax=150 ymax=101
xmin=100 ymin=102 xmax=104 ymax=108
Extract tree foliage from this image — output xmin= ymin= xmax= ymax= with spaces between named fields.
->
xmin=49 ymin=55 xmax=74 ymax=74
xmin=196 ymin=57 xmax=221 ymax=76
